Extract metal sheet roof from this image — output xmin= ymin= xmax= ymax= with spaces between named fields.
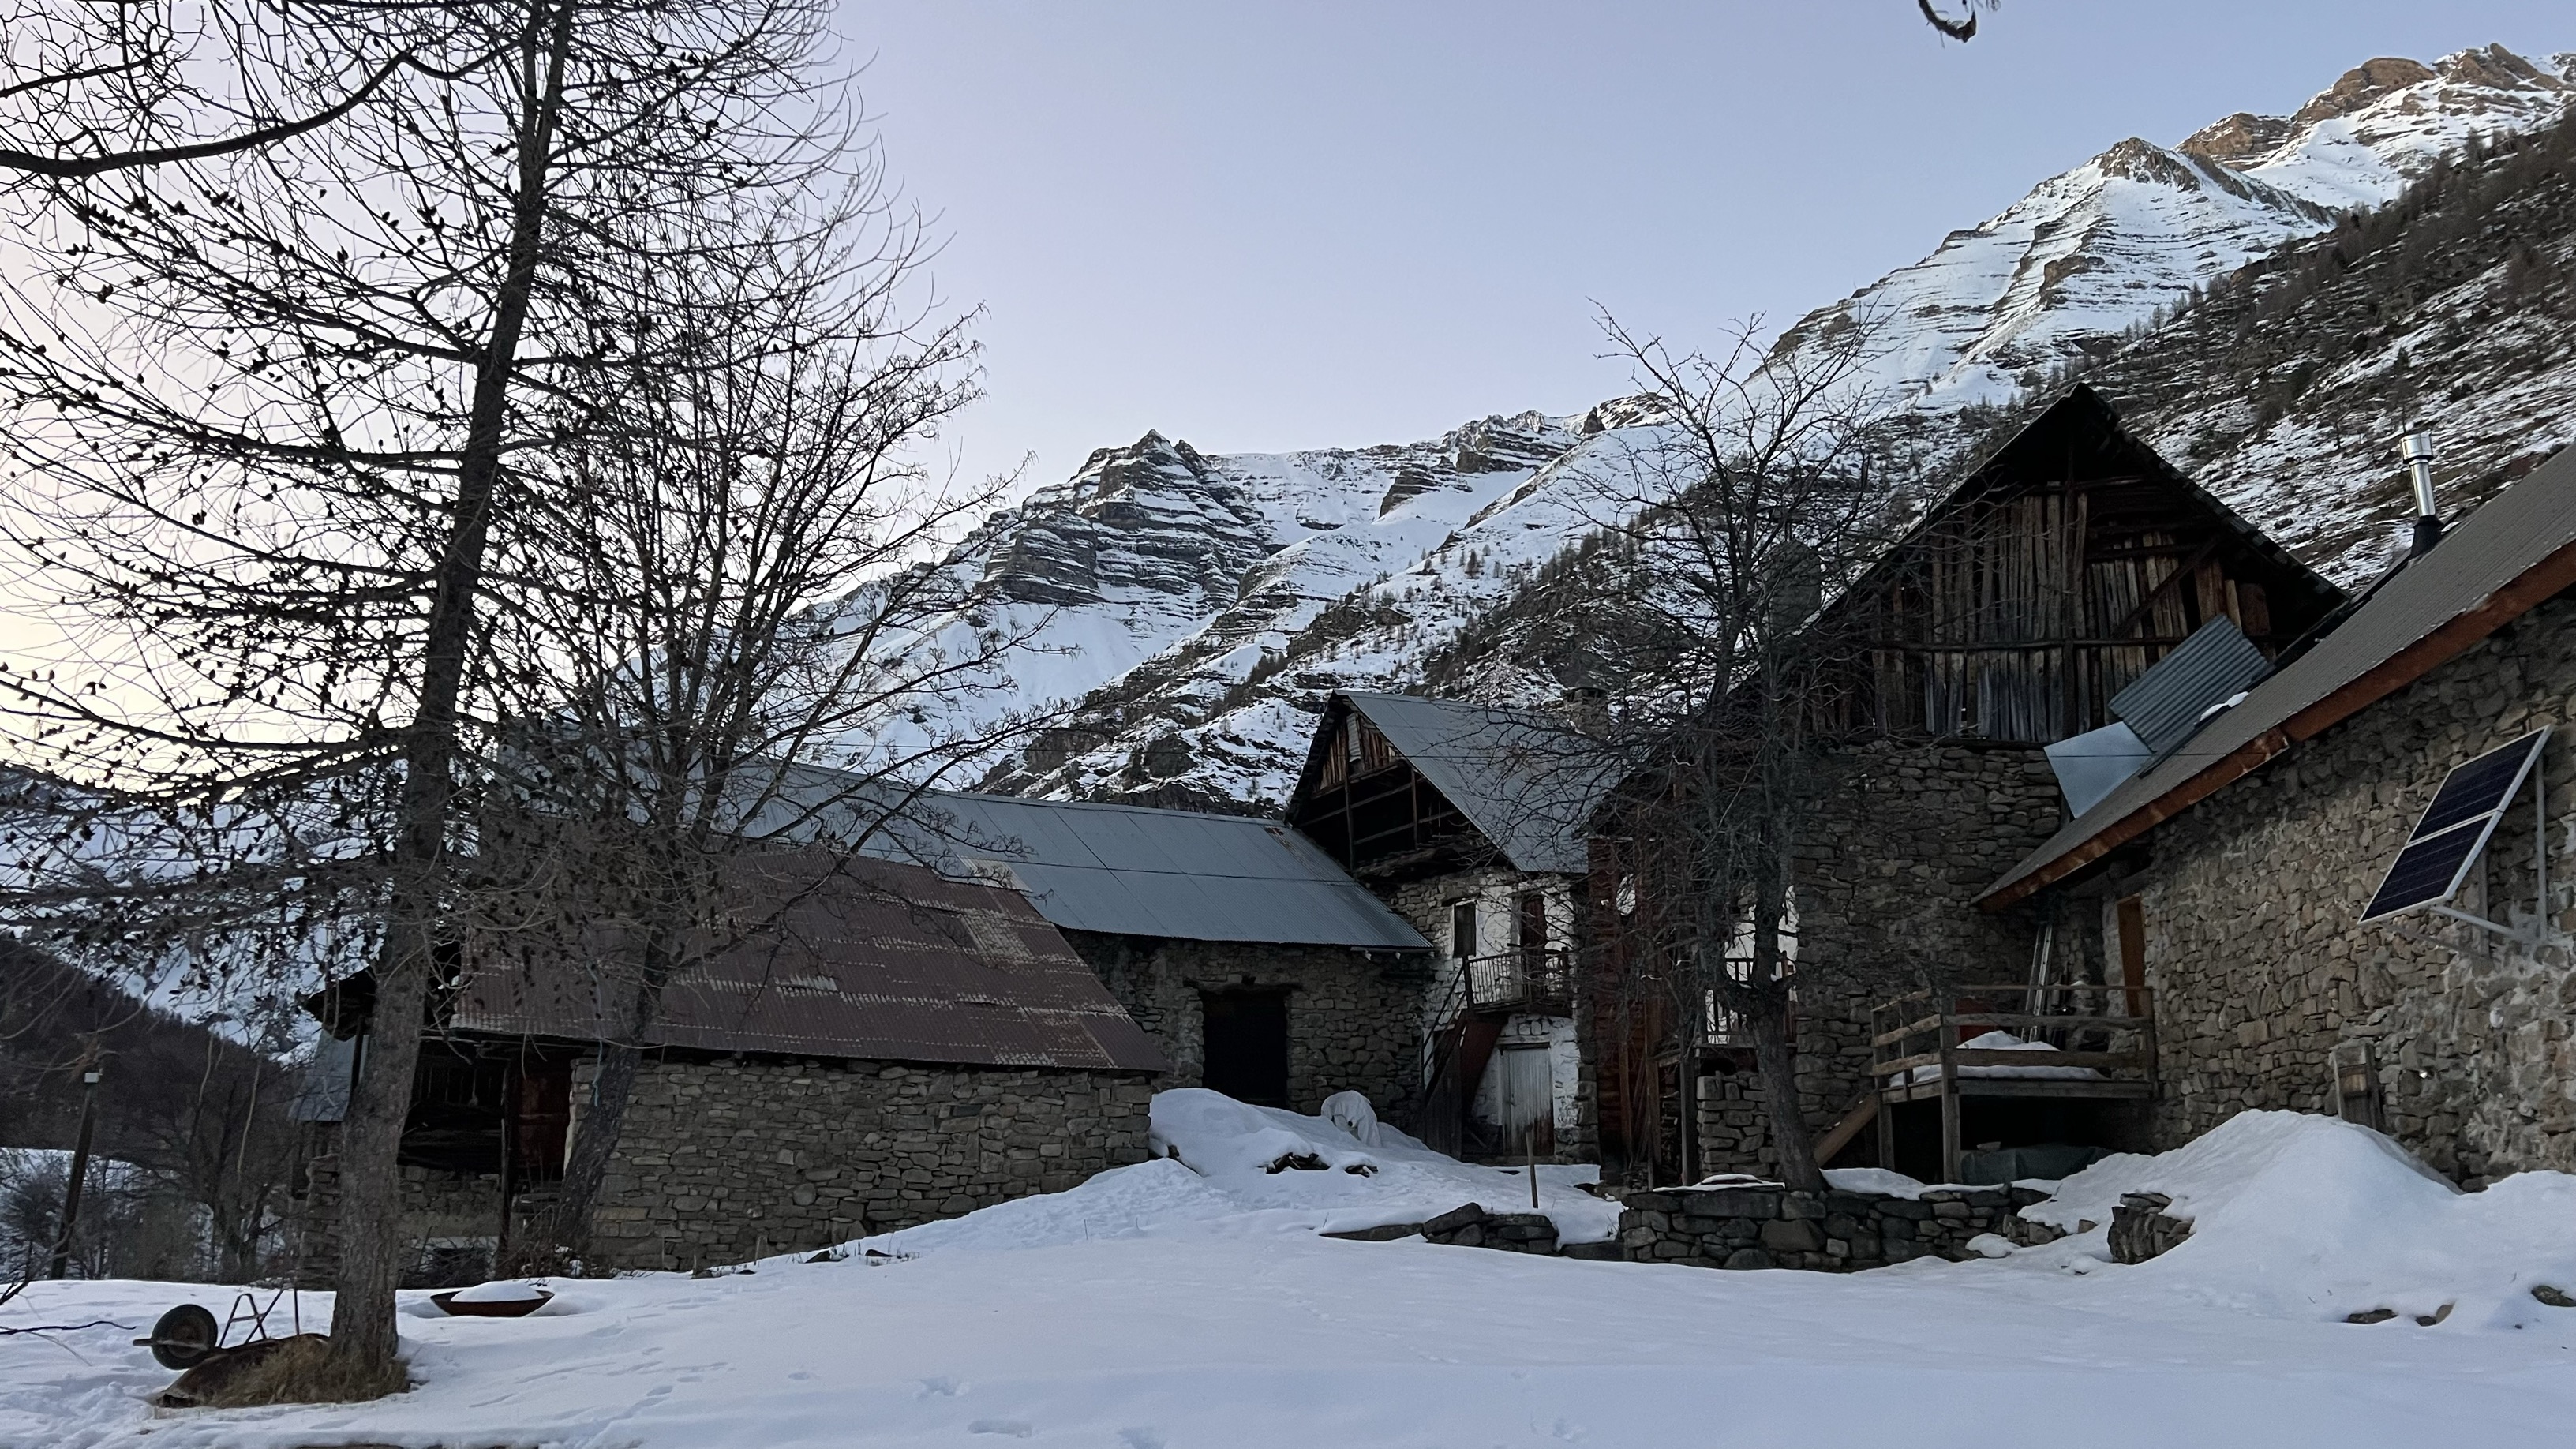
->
xmin=1983 ymin=442 xmax=2576 ymax=907
xmin=861 ymin=791 xmax=1432 ymax=951
xmin=2109 ymin=616 xmax=2271 ymax=756
xmin=1332 ymin=693 xmax=1615 ymax=874
xmin=453 ymin=852 xmax=1167 ymax=1073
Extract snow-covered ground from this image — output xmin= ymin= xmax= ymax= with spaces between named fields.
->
xmin=6 ymin=1100 xmax=2573 ymax=1448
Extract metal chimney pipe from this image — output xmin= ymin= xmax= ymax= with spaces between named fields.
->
xmin=2401 ymin=430 xmax=2442 ymax=557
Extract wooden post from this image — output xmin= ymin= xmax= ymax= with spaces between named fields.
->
xmin=1875 ymin=1084 xmax=1896 ymax=1172
xmin=1871 ymin=1000 xmax=1897 ymax=1172
xmin=1937 ymin=996 xmax=1962 ymax=1186
xmin=48 ymin=1041 xmax=103 ymax=1279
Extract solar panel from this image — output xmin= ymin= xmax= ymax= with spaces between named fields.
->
xmin=2360 ymin=728 xmax=2550 ymax=923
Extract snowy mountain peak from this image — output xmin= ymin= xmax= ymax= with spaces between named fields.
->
xmin=1790 ymin=46 xmax=2571 ymax=414
xmin=871 ymin=43 xmax=2574 ymax=814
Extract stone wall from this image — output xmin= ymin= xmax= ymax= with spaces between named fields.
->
xmin=1070 ymin=930 xmax=1428 ymax=1124
xmin=1678 ymin=741 xmax=2065 ymax=1177
xmin=2128 ymin=597 xmax=2576 ymax=1184
xmin=1617 ymin=1181 xmax=2057 ymax=1270
xmin=584 ymin=1056 xmax=1154 ymax=1269
xmin=295 ymin=1058 xmax=1155 ymax=1279
xmin=294 ymin=1147 xmax=516 ymax=1288
xmin=1694 ymin=1070 xmax=1777 ymax=1175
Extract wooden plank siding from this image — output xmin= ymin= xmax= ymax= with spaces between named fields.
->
xmin=1833 ymin=395 xmax=2337 ymax=748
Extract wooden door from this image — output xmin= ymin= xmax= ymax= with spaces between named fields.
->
xmin=2115 ymin=895 xmax=2147 ymax=1017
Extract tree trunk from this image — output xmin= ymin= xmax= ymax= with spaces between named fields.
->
xmin=324 ymin=0 xmax=577 ymax=1382
xmin=1750 ymin=1005 xmax=1822 ymax=1192
xmin=518 ymin=1037 xmax=642 ymax=1267
xmin=326 ymin=952 xmax=428 ymax=1370
xmin=516 ymin=928 xmax=674 ymax=1268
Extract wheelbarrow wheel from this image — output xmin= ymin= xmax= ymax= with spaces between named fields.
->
xmin=144 ymin=1303 xmax=219 ymax=1370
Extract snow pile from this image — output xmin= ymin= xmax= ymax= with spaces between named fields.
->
xmin=447 ymin=1280 xmax=548 ymax=1305
xmin=865 ymin=1088 xmax=1619 ymax=1257
xmin=1893 ymin=1029 xmax=2103 ymax=1084
xmin=2009 ymin=1110 xmax=2576 ymax=1329
xmin=1823 ymin=1167 xmax=1938 ymax=1199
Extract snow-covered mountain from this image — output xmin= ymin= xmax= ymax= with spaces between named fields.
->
xmin=1789 ymin=45 xmax=2570 ymax=413
xmin=891 ymin=47 xmax=2574 ymax=811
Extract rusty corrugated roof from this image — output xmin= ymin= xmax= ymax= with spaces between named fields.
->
xmin=453 ymin=852 xmax=1166 ymax=1073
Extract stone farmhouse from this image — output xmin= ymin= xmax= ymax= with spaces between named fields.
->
xmin=1282 ymin=691 xmax=1612 ymax=1160
xmin=298 ymin=851 xmax=1166 ymax=1277
xmin=1980 ymin=432 xmax=2576 ymax=1186
xmin=1585 ymin=386 xmax=2350 ymax=1185
xmin=299 ymin=388 xmax=2576 ymax=1282
xmin=298 ymin=789 xmax=1435 ymax=1279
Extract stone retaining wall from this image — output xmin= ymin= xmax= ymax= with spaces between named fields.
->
xmin=1616 ymin=1182 xmax=2059 ymax=1270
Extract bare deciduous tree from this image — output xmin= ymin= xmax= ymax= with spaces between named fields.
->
xmin=1578 ymin=313 xmax=1918 ymax=1192
xmin=476 ymin=185 xmax=1046 ymax=1267
xmin=0 ymin=1 xmax=416 ymax=180
xmin=0 ymin=0 xmax=907 ymax=1387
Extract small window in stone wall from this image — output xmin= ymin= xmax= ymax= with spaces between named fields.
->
xmin=1450 ymin=899 xmax=1477 ymax=960
xmin=2330 ymin=1039 xmax=2384 ymax=1131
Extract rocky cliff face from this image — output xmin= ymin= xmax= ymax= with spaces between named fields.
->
xmin=873 ymin=47 xmax=2574 ymax=812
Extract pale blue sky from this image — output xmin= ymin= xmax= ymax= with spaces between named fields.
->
xmin=836 ymin=2 xmax=2570 ymax=494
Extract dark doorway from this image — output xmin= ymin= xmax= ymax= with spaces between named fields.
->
xmin=1201 ymin=990 xmax=1290 ymax=1107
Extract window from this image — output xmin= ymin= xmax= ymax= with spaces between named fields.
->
xmin=1516 ymin=889 xmax=1548 ymax=966
xmin=1449 ymin=900 xmax=1477 ymax=960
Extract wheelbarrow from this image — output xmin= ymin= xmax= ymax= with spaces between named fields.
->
xmin=135 ymin=1286 xmax=331 ymax=1407
xmin=137 ymin=1281 xmax=315 ymax=1365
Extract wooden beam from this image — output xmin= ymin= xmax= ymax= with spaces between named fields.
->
xmin=1810 ymin=1092 xmax=1878 ymax=1166
xmin=2104 ymin=536 xmax=2222 ymax=642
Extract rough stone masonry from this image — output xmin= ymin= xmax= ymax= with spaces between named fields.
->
xmin=1616 ymin=1182 xmax=2058 ymax=1270
xmin=582 ymin=1054 xmax=1155 ymax=1269
xmin=2125 ymin=595 xmax=2576 ymax=1184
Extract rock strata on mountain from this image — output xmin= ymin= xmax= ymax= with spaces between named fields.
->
xmin=873 ymin=47 xmax=2573 ymax=813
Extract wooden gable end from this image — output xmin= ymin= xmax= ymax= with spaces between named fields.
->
xmin=1287 ymin=703 xmax=1484 ymax=877
xmin=1833 ymin=388 xmax=2343 ymax=747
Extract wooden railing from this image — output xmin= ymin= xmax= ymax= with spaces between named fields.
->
xmin=1417 ymin=949 xmax=1574 ymax=1158
xmin=1429 ymin=949 xmax=1574 ymax=1026
xmin=1870 ymin=983 xmax=2157 ymax=1183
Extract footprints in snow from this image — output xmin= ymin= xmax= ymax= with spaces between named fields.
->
xmin=923 ymin=1376 xmax=1166 ymax=1447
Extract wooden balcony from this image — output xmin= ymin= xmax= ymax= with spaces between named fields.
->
xmin=1870 ymin=983 xmax=2158 ymax=1183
